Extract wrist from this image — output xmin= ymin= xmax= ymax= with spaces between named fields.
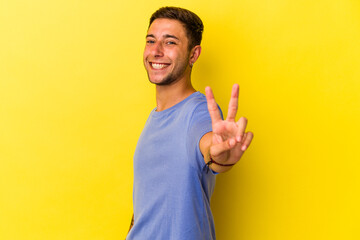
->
xmin=205 ymin=154 xmax=234 ymax=173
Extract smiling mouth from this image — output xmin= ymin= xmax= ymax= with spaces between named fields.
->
xmin=150 ymin=62 xmax=170 ymax=70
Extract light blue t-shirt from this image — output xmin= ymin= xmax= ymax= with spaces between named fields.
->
xmin=127 ymin=92 xmax=219 ymax=240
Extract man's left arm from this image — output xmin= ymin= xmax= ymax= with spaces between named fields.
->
xmin=199 ymin=84 xmax=254 ymax=173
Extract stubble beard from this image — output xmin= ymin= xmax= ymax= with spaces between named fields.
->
xmin=151 ymin=71 xmax=181 ymax=86
xmin=147 ymin=63 xmax=188 ymax=86
xmin=146 ymin=54 xmax=190 ymax=86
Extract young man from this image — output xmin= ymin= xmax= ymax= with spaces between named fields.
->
xmin=126 ymin=7 xmax=253 ymax=240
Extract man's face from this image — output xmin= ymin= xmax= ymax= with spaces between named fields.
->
xmin=143 ymin=18 xmax=191 ymax=86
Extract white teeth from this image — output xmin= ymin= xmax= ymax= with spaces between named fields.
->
xmin=151 ymin=63 xmax=167 ymax=69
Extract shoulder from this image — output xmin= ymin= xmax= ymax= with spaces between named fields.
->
xmin=188 ymin=92 xmax=207 ymax=105
xmin=184 ymin=93 xmax=212 ymax=132
xmin=184 ymin=92 xmax=223 ymax=121
xmin=182 ymin=92 xmax=208 ymax=115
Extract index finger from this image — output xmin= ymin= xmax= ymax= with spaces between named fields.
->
xmin=205 ymin=86 xmax=222 ymax=123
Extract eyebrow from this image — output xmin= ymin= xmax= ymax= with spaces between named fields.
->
xmin=164 ymin=34 xmax=179 ymax=40
xmin=146 ymin=34 xmax=179 ymax=40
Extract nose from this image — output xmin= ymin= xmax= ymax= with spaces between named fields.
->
xmin=150 ymin=41 xmax=164 ymax=57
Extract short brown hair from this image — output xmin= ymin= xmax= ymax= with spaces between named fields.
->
xmin=149 ymin=7 xmax=204 ymax=50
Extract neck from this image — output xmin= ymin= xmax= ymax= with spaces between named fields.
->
xmin=155 ymin=77 xmax=196 ymax=112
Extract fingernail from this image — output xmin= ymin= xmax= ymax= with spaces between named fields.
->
xmin=237 ymin=135 xmax=241 ymax=142
xmin=241 ymin=145 xmax=247 ymax=151
xmin=229 ymin=139 xmax=236 ymax=147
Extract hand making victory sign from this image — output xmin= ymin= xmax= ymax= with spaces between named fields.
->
xmin=201 ymin=84 xmax=254 ymax=173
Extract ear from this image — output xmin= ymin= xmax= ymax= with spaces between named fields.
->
xmin=189 ymin=45 xmax=202 ymax=66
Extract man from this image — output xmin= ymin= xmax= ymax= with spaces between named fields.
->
xmin=126 ymin=7 xmax=253 ymax=240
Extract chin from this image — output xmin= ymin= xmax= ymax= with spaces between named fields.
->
xmin=148 ymin=74 xmax=168 ymax=85
xmin=147 ymin=72 xmax=177 ymax=86
xmin=148 ymin=76 xmax=163 ymax=84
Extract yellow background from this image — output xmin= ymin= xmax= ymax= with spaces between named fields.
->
xmin=1 ymin=0 xmax=359 ymax=239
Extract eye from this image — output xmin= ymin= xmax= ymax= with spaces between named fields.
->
xmin=146 ymin=39 xmax=155 ymax=44
xmin=166 ymin=41 xmax=176 ymax=45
